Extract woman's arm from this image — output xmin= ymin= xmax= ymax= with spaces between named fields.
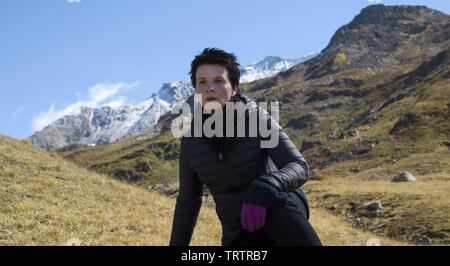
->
xmin=243 ymin=110 xmax=310 ymax=208
xmin=169 ymin=138 xmax=204 ymax=246
xmin=259 ymin=111 xmax=310 ymax=192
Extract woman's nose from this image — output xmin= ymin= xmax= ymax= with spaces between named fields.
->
xmin=205 ymin=82 xmax=215 ymax=92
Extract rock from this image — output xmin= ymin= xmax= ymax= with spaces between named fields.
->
xmin=148 ymin=141 xmax=180 ymax=160
xmin=300 ymin=140 xmax=322 ymax=152
xmin=389 ymin=112 xmax=419 ymax=135
xmin=356 ymin=217 xmax=364 ymax=224
xmin=286 ymin=113 xmax=319 ymax=130
xmin=328 ymin=132 xmax=338 ymax=140
xmin=355 ymin=200 xmax=383 ymax=218
xmin=327 ymin=131 xmax=344 ymax=140
xmin=347 ymin=129 xmax=359 ymax=137
xmin=305 ymin=91 xmax=333 ymax=103
xmin=366 ymin=238 xmax=381 ymax=246
xmin=348 ymin=140 xmax=373 ymax=155
xmin=443 ymin=140 xmax=450 ymax=150
xmin=135 ymin=161 xmax=153 ymax=172
xmin=364 ymin=209 xmax=381 ymax=218
xmin=409 ymin=234 xmax=432 ymax=245
xmin=166 ymin=185 xmax=180 ymax=196
xmin=349 ymin=166 xmax=361 ymax=173
xmin=391 ymin=171 xmax=416 ymax=182
xmin=325 ymin=153 xmax=342 ymax=165
xmin=65 ymin=238 xmax=82 ymax=246
xmin=114 ymin=169 xmax=141 ymax=182
xmin=365 ymin=200 xmax=383 ymax=211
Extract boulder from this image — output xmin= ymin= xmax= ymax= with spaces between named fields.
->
xmin=301 ymin=140 xmax=322 ymax=152
xmin=389 ymin=112 xmax=419 ymax=135
xmin=355 ymin=200 xmax=383 ymax=218
xmin=443 ymin=140 xmax=450 ymax=150
xmin=365 ymin=200 xmax=383 ymax=211
xmin=391 ymin=171 xmax=416 ymax=182
xmin=347 ymin=129 xmax=359 ymax=137
xmin=286 ymin=113 xmax=319 ymax=130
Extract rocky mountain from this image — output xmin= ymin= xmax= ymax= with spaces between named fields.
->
xmin=58 ymin=5 xmax=450 ymax=245
xmin=29 ymin=81 xmax=194 ymax=151
xmin=239 ymin=54 xmax=315 ymax=83
xmin=301 ymin=4 xmax=449 ymax=80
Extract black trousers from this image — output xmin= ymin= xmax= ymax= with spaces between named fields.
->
xmin=230 ymin=191 xmax=322 ymax=246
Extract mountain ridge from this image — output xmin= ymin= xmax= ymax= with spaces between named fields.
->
xmin=29 ymin=56 xmax=308 ymax=150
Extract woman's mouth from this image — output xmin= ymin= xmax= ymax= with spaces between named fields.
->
xmin=205 ymin=97 xmax=217 ymax=101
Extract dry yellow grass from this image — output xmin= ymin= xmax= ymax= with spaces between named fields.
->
xmin=309 ymin=208 xmax=408 ymax=246
xmin=192 ymin=203 xmax=410 ymax=246
xmin=303 ymin=170 xmax=450 ymax=245
xmin=0 ymin=135 xmax=410 ymax=245
xmin=0 ymin=135 xmax=195 ymax=245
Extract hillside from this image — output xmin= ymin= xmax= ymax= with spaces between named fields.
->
xmin=55 ymin=5 xmax=449 ymax=245
xmin=57 ymin=132 xmax=181 ymax=189
xmin=0 ymin=135 xmax=212 ymax=245
xmin=0 ymin=135 xmax=409 ymax=245
xmin=238 ymin=5 xmax=450 ymax=245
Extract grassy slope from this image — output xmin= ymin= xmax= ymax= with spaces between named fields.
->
xmin=300 ymin=60 xmax=450 ymax=244
xmin=1 ymin=135 xmax=408 ymax=245
xmin=0 ymin=135 xmax=194 ymax=245
xmin=57 ymin=133 xmax=180 ymax=188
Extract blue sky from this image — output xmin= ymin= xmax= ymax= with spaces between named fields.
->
xmin=0 ymin=0 xmax=448 ymax=139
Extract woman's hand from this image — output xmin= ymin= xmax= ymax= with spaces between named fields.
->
xmin=241 ymin=203 xmax=267 ymax=232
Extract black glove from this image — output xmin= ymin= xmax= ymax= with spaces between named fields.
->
xmin=244 ymin=179 xmax=289 ymax=208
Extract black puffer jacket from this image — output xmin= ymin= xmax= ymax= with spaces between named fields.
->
xmin=169 ymin=93 xmax=311 ymax=246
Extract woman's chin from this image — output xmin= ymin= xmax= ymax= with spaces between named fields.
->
xmin=203 ymin=101 xmax=223 ymax=112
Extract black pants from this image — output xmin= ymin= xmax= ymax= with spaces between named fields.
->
xmin=230 ymin=191 xmax=322 ymax=246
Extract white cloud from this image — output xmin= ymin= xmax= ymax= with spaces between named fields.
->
xmin=105 ymin=96 xmax=128 ymax=108
xmin=367 ymin=0 xmax=382 ymax=3
xmin=32 ymin=82 xmax=138 ymax=132
xmin=12 ymin=106 xmax=25 ymax=118
xmin=66 ymin=0 xmax=82 ymax=3
xmin=88 ymin=83 xmax=130 ymax=104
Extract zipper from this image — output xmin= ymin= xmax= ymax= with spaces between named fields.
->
xmin=218 ymin=151 xmax=223 ymax=161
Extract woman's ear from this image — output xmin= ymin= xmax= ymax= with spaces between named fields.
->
xmin=231 ymin=85 xmax=238 ymax=96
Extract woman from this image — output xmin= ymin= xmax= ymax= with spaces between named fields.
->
xmin=169 ymin=48 xmax=322 ymax=246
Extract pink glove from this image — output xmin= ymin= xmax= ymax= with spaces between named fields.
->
xmin=241 ymin=203 xmax=267 ymax=232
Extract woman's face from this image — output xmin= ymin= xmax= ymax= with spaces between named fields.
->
xmin=195 ymin=64 xmax=237 ymax=110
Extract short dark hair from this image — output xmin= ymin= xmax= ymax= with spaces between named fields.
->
xmin=189 ymin=48 xmax=240 ymax=89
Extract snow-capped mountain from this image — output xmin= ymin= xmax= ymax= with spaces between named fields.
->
xmin=29 ymin=82 xmax=194 ymax=150
xmin=30 ymin=54 xmax=315 ymax=150
xmin=239 ymin=54 xmax=316 ymax=83
xmin=126 ymin=81 xmax=194 ymax=136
